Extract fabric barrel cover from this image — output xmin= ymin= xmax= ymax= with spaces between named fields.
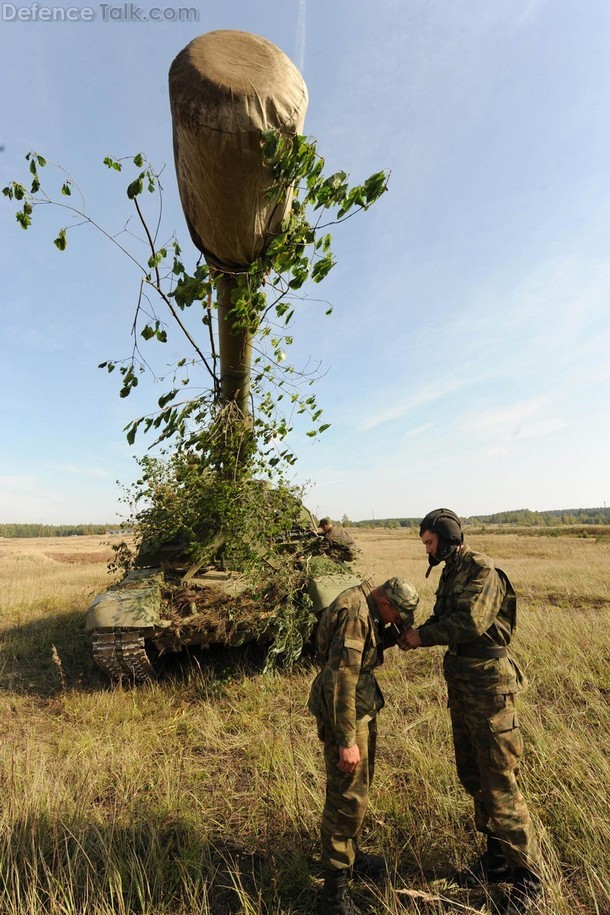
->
xmin=169 ymin=30 xmax=309 ymax=271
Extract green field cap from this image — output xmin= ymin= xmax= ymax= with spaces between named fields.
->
xmin=382 ymin=577 xmax=419 ymax=627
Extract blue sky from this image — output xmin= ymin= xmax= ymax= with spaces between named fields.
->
xmin=1 ymin=0 xmax=609 ymax=523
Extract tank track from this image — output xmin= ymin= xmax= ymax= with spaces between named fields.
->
xmin=91 ymin=629 xmax=156 ymax=682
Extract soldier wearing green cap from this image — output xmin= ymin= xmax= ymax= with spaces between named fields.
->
xmin=401 ymin=509 xmax=542 ymax=915
xmin=308 ymin=577 xmax=419 ymax=915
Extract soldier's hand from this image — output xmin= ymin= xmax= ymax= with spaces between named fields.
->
xmin=399 ymin=627 xmax=422 ymax=650
xmin=338 ymin=744 xmax=361 ymax=774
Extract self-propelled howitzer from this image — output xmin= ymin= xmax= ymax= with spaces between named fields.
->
xmin=85 ymin=30 xmax=360 ymax=680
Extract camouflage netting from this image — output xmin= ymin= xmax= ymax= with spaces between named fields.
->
xmin=157 ymin=585 xmax=276 ymax=651
xmin=169 ymin=29 xmax=308 ymax=270
xmin=144 ymin=557 xmax=324 ymax=665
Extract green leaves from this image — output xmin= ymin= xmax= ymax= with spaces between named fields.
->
xmin=140 ymin=321 xmax=167 ymax=343
xmin=261 ymin=129 xmax=280 ymax=161
xmin=26 ymin=152 xmax=46 ymax=168
xmin=127 ymin=177 xmax=143 ymax=199
xmin=4 ymin=154 xmax=73 ymax=237
xmin=170 ymin=270 xmax=211 ymax=309
xmin=53 ymin=228 xmax=67 ymax=251
xmin=158 ymin=389 xmax=178 ymax=408
xmin=118 ymin=364 xmax=140 ymax=399
xmin=103 ymin=153 xmax=155 ymax=198
xmin=10 ymin=183 xmax=26 ymax=201
xmin=3 ymin=137 xmax=387 ymax=478
xmin=4 ymin=180 xmax=33 ymax=229
xmin=16 ymin=201 xmax=33 ymax=229
xmin=311 ymin=252 xmax=335 ymax=283
xmin=147 ymin=247 xmax=167 ymax=269
xmin=257 ymin=130 xmax=389 ymax=321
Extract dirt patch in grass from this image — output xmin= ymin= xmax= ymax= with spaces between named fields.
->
xmin=520 ymin=590 xmax=609 ymax=612
xmin=545 ymin=592 xmax=609 ymax=611
xmin=45 ymin=552 xmax=114 ymax=565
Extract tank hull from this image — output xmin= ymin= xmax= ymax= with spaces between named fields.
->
xmin=86 ymin=565 xmax=360 ymax=681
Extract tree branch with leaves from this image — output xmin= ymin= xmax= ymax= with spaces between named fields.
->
xmin=4 ymin=135 xmax=388 ymax=481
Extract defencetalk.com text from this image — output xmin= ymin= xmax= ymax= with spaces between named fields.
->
xmin=2 ymin=3 xmax=200 ymax=21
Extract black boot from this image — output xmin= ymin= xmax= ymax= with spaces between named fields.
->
xmin=503 ymin=868 xmax=541 ymax=914
xmin=352 ymin=850 xmax=388 ymax=880
xmin=319 ymin=868 xmax=362 ymax=915
xmin=453 ymin=835 xmax=510 ymax=888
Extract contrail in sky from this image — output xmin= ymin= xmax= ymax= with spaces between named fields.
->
xmin=296 ymin=0 xmax=306 ymax=73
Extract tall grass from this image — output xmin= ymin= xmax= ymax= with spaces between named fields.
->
xmin=0 ymin=530 xmax=609 ymax=913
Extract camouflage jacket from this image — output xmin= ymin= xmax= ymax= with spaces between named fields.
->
xmin=307 ymin=585 xmax=384 ymax=747
xmin=322 ymin=527 xmax=361 ymax=562
xmin=419 ymin=546 xmax=524 ymax=693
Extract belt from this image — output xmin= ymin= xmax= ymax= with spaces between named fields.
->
xmin=449 ymin=645 xmax=508 ymax=659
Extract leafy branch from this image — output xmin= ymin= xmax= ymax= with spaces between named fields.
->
xmin=3 ymin=136 xmax=388 ymax=477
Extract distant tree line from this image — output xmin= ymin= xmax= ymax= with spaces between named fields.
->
xmin=350 ymin=507 xmax=610 ymax=529
xmin=2 ymin=507 xmax=608 ymax=538
xmin=350 ymin=518 xmax=420 ymax=529
xmin=466 ymin=507 xmax=610 ymax=526
xmin=0 ymin=524 xmax=114 ymax=538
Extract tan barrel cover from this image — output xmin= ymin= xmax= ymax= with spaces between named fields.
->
xmin=169 ymin=30 xmax=308 ymax=271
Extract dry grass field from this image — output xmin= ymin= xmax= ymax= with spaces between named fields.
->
xmin=1 ymin=528 xmax=609 ymax=914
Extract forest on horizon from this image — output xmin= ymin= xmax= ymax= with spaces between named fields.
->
xmin=349 ymin=506 xmax=610 ymax=529
xmin=1 ymin=506 xmax=609 ymax=538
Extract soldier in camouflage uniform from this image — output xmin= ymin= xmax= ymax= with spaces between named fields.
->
xmin=318 ymin=518 xmax=361 ymax=563
xmin=308 ymin=577 xmax=419 ymax=915
xmin=401 ymin=509 xmax=542 ymax=915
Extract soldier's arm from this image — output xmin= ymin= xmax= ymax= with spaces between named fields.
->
xmin=324 ymin=607 xmax=367 ymax=748
xmin=341 ymin=530 xmax=361 ymax=559
xmin=337 ymin=529 xmax=362 ymax=561
xmin=415 ymin=590 xmax=443 ymax=636
xmin=418 ymin=563 xmax=504 ymax=646
xmin=417 ymin=607 xmax=440 ymax=631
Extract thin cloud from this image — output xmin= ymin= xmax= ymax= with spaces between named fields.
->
xmin=296 ymin=0 xmax=306 ymax=73
xmin=358 ymin=379 xmax=465 ymax=432
xmin=405 ymin=422 xmax=434 ymax=439
xmin=512 ymin=418 xmax=568 ymax=441
xmin=583 ymin=364 xmax=610 ymax=384
xmin=0 ymin=475 xmax=34 ymax=490
xmin=462 ymin=397 xmax=551 ymax=433
xmin=513 ymin=0 xmax=549 ymax=29
xmin=460 ymin=398 xmax=567 ymax=447
xmin=0 ymin=475 xmax=62 ymax=523
xmin=460 ymin=256 xmax=610 ymax=373
xmin=63 ymin=464 xmax=111 ymax=479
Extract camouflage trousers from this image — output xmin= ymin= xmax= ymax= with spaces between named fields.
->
xmin=319 ymin=717 xmax=377 ymax=870
xmin=447 ymin=680 xmax=541 ymax=873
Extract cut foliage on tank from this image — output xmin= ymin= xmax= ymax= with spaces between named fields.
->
xmin=4 ymin=29 xmax=388 ymax=681
xmin=86 ymin=465 xmax=360 ymax=680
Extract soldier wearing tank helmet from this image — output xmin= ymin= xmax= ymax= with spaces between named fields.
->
xmin=401 ymin=509 xmax=542 ymax=914
xmin=309 ymin=577 xmax=419 ymax=915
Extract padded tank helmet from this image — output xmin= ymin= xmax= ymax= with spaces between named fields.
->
xmin=419 ymin=508 xmax=463 ymax=570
